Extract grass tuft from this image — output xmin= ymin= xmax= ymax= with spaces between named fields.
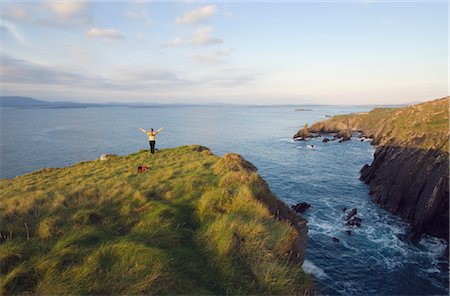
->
xmin=0 ymin=145 xmax=312 ymax=295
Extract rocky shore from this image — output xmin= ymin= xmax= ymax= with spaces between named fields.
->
xmin=294 ymin=97 xmax=449 ymax=246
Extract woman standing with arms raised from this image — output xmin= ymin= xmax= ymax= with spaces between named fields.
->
xmin=139 ymin=127 xmax=164 ymax=154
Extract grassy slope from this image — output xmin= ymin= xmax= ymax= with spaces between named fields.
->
xmin=0 ymin=145 xmax=311 ymax=295
xmin=309 ymin=97 xmax=448 ymax=152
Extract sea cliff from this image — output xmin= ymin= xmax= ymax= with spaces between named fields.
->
xmin=0 ymin=145 xmax=310 ymax=295
xmin=294 ymin=97 xmax=449 ymax=244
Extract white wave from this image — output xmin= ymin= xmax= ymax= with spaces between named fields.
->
xmin=278 ymin=138 xmax=295 ymax=143
xmin=302 ymin=260 xmax=329 ymax=279
xmin=420 ymin=267 xmax=441 ymax=274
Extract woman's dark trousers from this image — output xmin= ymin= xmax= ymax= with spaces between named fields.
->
xmin=149 ymin=141 xmax=156 ymax=154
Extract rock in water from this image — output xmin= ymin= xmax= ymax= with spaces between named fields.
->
xmin=291 ymin=202 xmax=311 ymax=213
xmin=332 ymin=237 xmax=340 ymax=243
xmin=322 ymin=138 xmax=330 ymax=143
xmin=296 ymin=97 xmax=449 ymax=245
xmin=346 ymin=208 xmax=357 ymax=221
xmin=346 ymin=216 xmax=362 ymax=227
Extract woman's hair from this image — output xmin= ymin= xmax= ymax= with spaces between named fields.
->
xmin=150 ymin=128 xmax=153 ymax=131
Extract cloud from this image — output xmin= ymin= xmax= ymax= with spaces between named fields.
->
xmin=135 ymin=32 xmax=145 ymax=42
xmin=45 ymin=1 xmax=88 ymax=18
xmin=86 ymin=28 xmax=125 ymax=40
xmin=1 ymin=55 xmax=190 ymax=91
xmin=1 ymin=55 xmax=92 ymax=85
xmin=1 ymin=6 xmax=28 ymax=22
xmin=0 ymin=55 xmax=265 ymax=102
xmin=191 ymin=27 xmax=222 ymax=45
xmin=36 ymin=1 xmax=92 ymax=28
xmin=124 ymin=9 xmax=150 ymax=22
xmin=175 ymin=5 xmax=217 ymax=25
xmin=192 ymin=48 xmax=231 ymax=63
xmin=0 ymin=21 xmax=29 ymax=46
xmin=162 ymin=37 xmax=184 ymax=47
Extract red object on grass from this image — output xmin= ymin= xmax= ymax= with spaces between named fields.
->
xmin=137 ymin=165 xmax=148 ymax=173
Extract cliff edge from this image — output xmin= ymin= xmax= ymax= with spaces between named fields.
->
xmin=295 ymin=97 xmax=449 ymax=244
xmin=0 ymin=145 xmax=310 ymax=295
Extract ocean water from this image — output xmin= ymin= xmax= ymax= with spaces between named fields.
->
xmin=0 ymin=106 xmax=448 ymax=295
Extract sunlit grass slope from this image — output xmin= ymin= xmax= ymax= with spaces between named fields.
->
xmin=0 ymin=145 xmax=311 ymax=295
xmin=310 ymin=97 xmax=448 ymax=152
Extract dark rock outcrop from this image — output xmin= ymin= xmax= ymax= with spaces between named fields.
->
xmin=291 ymin=202 xmax=311 ymax=213
xmin=298 ymin=97 xmax=449 ymax=246
xmin=346 ymin=216 xmax=362 ymax=227
xmin=346 ymin=208 xmax=357 ymax=221
xmin=360 ymin=146 xmax=449 ymax=241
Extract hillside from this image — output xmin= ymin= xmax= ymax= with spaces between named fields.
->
xmin=0 ymin=145 xmax=311 ymax=295
xmin=307 ymin=97 xmax=448 ymax=152
xmin=294 ymin=97 xmax=449 ymax=244
xmin=0 ymin=96 xmax=50 ymax=107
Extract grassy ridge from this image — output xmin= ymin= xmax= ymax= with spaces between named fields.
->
xmin=309 ymin=97 xmax=448 ymax=152
xmin=0 ymin=145 xmax=311 ymax=295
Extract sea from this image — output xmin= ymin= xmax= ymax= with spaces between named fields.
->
xmin=0 ymin=105 xmax=448 ymax=295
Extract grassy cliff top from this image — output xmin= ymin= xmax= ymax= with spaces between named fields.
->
xmin=0 ymin=145 xmax=311 ymax=295
xmin=309 ymin=97 xmax=448 ymax=152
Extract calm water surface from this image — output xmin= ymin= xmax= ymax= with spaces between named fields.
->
xmin=1 ymin=106 xmax=448 ymax=295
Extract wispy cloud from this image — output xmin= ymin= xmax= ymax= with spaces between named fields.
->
xmin=192 ymin=48 xmax=231 ymax=63
xmin=135 ymin=32 xmax=146 ymax=42
xmin=162 ymin=36 xmax=184 ymax=47
xmin=33 ymin=1 xmax=93 ymax=28
xmin=176 ymin=5 xmax=217 ymax=25
xmin=0 ymin=6 xmax=28 ymax=22
xmin=124 ymin=7 xmax=151 ymax=24
xmin=1 ymin=55 xmax=190 ymax=91
xmin=191 ymin=27 xmax=222 ymax=45
xmin=0 ymin=21 xmax=29 ymax=46
xmin=86 ymin=27 xmax=125 ymax=40
xmin=45 ymin=1 xmax=88 ymax=18
xmin=1 ymin=54 xmax=267 ymax=102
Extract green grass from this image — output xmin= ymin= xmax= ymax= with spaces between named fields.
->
xmin=0 ymin=145 xmax=312 ymax=295
xmin=310 ymin=97 xmax=448 ymax=152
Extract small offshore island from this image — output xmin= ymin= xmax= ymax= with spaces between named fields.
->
xmin=0 ymin=145 xmax=311 ymax=295
xmin=294 ymin=97 xmax=449 ymax=251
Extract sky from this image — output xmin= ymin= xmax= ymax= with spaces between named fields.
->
xmin=0 ymin=1 xmax=448 ymax=105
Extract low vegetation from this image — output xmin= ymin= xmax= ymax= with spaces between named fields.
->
xmin=0 ymin=145 xmax=311 ymax=295
xmin=308 ymin=97 xmax=448 ymax=152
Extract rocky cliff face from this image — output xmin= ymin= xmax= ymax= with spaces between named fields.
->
xmin=360 ymin=146 xmax=448 ymax=241
xmin=296 ymin=97 xmax=449 ymax=244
